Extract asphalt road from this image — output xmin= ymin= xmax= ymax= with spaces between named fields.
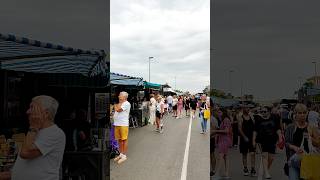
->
xmin=110 ymin=110 xmax=210 ymax=180
xmin=211 ymin=143 xmax=288 ymax=180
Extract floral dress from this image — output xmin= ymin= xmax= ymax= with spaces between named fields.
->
xmin=217 ymin=117 xmax=232 ymax=154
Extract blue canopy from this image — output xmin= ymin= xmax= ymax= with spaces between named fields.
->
xmin=110 ymin=72 xmax=143 ymax=86
xmin=212 ymin=96 xmax=240 ymax=107
xmin=0 ymin=33 xmax=108 ymax=77
xmin=144 ymin=81 xmax=162 ymax=89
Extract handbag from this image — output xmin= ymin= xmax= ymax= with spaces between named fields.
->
xmin=301 ymin=154 xmax=320 ymax=180
xmin=204 ymin=104 xmax=210 ymax=119
xmin=204 ymin=109 xmax=210 ymax=119
xmin=277 ymin=133 xmax=285 ymax=150
xmin=300 ymin=132 xmax=320 ymax=180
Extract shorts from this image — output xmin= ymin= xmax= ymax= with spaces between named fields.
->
xmin=114 ymin=126 xmax=129 ymax=141
xmin=156 ymin=111 xmax=162 ymax=118
xmin=191 ymin=106 xmax=197 ymax=110
xmin=259 ymin=142 xmax=276 ymax=154
xmin=173 ymin=105 xmax=177 ymax=110
xmin=168 ymin=103 xmax=172 ymax=108
xmin=239 ymin=139 xmax=255 ymax=154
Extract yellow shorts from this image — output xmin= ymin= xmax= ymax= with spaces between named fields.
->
xmin=114 ymin=126 xmax=129 ymax=140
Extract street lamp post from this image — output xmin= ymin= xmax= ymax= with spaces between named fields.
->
xmin=148 ymin=57 xmax=154 ymax=83
xmin=240 ymin=80 xmax=243 ymax=97
xmin=312 ymin=61 xmax=317 ymax=77
xmin=229 ymin=70 xmax=234 ymax=96
xmin=298 ymin=76 xmax=303 ymax=89
xmin=174 ymin=76 xmax=176 ymax=91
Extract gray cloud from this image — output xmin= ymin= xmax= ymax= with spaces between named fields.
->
xmin=213 ymin=0 xmax=320 ymax=100
xmin=0 ymin=0 xmax=108 ymax=51
xmin=111 ymin=0 xmax=210 ymax=93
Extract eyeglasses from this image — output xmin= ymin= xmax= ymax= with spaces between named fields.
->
xmin=261 ymin=111 xmax=268 ymax=113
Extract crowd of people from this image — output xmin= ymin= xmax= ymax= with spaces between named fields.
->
xmin=148 ymin=93 xmax=211 ymax=134
xmin=210 ymin=102 xmax=320 ymax=180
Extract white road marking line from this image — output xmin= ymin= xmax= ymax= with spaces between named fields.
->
xmin=180 ymin=115 xmax=193 ymax=180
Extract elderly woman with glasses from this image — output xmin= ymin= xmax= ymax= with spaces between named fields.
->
xmin=253 ymin=106 xmax=283 ymax=179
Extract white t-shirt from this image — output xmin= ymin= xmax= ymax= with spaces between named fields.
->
xmin=308 ymin=111 xmax=319 ymax=127
xmin=113 ymin=101 xmax=131 ymax=126
xmin=172 ymin=98 xmax=178 ymax=106
xmin=156 ymin=101 xmax=164 ymax=113
xmin=12 ymin=125 xmax=66 ymax=180
xmin=167 ymin=96 xmax=173 ymax=104
xmin=150 ymin=97 xmax=156 ymax=108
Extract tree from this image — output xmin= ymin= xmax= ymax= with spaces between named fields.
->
xmin=203 ymin=85 xmax=210 ymax=95
xmin=210 ymin=89 xmax=227 ymax=98
xmin=303 ymin=81 xmax=314 ymax=88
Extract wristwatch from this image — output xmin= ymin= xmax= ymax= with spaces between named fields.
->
xmin=28 ymin=127 xmax=39 ymax=133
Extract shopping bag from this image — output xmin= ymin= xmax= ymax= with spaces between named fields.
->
xmin=300 ymin=154 xmax=320 ymax=180
xmin=204 ymin=109 xmax=210 ymax=119
xmin=277 ymin=133 xmax=285 ymax=150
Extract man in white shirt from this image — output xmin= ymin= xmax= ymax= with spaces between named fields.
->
xmin=167 ymin=95 xmax=173 ymax=113
xmin=113 ymin=91 xmax=131 ymax=164
xmin=2 ymin=95 xmax=66 ymax=180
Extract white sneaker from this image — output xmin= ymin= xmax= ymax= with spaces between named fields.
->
xmin=264 ymin=173 xmax=271 ymax=179
xmin=114 ymin=155 xmax=121 ymax=162
xmin=117 ymin=155 xmax=127 ymax=164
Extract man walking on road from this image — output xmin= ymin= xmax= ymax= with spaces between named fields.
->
xmin=113 ymin=91 xmax=131 ymax=164
xmin=166 ymin=94 xmax=173 ymax=113
xmin=189 ymin=95 xmax=197 ymax=119
xmin=253 ymin=106 xmax=282 ymax=179
xmin=238 ymin=107 xmax=257 ymax=177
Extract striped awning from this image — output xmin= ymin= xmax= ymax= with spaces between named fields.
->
xmin=110 ymin=72 xmax=143 ymax=86
xmin=0 ymin=33 xmax=108 ymax=77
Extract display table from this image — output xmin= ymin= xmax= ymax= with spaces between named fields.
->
xmin=62 ymin=151 xmax=108 ymax=180
xmin=131 ymin=106 xmax=149 ymax=127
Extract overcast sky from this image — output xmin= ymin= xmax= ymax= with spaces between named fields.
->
xmin=213 ymin=0 xmax=320 ymax=101
xmin=0 ymin=0 xmax=108 ymax=51
xmin=110 ymin=0 xmax=210 ymax=94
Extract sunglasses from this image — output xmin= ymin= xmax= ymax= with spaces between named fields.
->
xmin=261 ymin=111 xmax=268 ymax=113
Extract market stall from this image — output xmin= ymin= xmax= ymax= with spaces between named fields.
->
xmin=0 ymin=33 xmax=109 ymax=179
xmin=162 ymin=84 xmax=177 ymax=96
xmin=110 ymin=72 xmax=148 ymax=127
xmin=144 ymin=81 xmax=162 ymax=97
